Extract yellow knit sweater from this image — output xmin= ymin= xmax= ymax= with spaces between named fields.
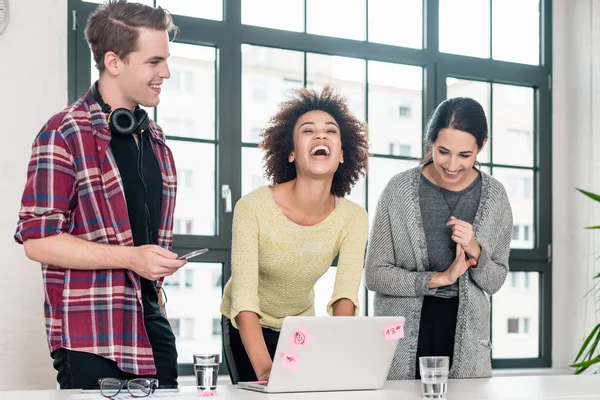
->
xmin=220 ymin=186 xmax=369 ymax=331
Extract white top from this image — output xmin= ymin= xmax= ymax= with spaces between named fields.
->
xmin=2 ymin=375 xmax=600 ymax=399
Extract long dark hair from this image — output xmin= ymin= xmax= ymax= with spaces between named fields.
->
xmin=421 ymin=97 xmax=488 ymax=164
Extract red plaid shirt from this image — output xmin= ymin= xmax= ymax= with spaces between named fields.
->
xmin=14 ymin=89 xmax=177 ymax=375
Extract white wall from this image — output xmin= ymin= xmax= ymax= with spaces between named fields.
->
xmin=0 ymin=0 xmax=599 ymax=391
xmin=552 ymin=0 xmax=600 ymax=372
xmin=0 ymin=0 xmax=68 ymax=390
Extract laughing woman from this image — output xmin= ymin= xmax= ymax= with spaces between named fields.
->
xmin=220 ymin=86 xmax=370 ymax=384
xmin=365 ymin=97 xmax=513 ymax=380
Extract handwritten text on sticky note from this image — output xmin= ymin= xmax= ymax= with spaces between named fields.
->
xmin=384 ymin=322 xmax=404 ymax=340
xmin=281 ymin=351 xmax=301 ymax=372
xmin=198 ymin=392 xmax=218 ymax=397
xmin=288 ymin=327 xmax=311 ymax=349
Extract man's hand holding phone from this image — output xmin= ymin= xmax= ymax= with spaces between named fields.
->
xmin=130 ymin=245 xmax=188 ymax=281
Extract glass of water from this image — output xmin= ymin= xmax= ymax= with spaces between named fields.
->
xmin=193 ymin=354 xmax=220 ymax=391
xmin=419 ymin=356 xmax=449 ymax=398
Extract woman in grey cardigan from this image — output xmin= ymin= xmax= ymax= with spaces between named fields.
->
xmin=365 ymin=97 xmax=513 ymax=380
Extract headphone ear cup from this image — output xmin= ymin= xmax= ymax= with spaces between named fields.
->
xmin=134 ymin=109 xmax=150 ymax=134
xmin=109 ymin=108 xmax=137 ymax=136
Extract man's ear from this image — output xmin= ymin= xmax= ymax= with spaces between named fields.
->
xmin=103 ymin=51 xmax=121 ymax=76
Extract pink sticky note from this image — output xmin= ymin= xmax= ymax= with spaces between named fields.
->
xmin=281 ymin=351 xmax=301 ymax=372
xmin=288 ymin=327 xmax=312 ymax=349
xmin=198 ymin=392 xmax=218 ymax=397
xmin=384 ymin=322 xmax=404 ymax=340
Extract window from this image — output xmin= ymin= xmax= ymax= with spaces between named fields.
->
xmin=507 ymin=318 xmax=519 ymax=334
xmin=185 ymin=269 xmax=194 ymax=288
xmin=164 ymin=270 xmax=181 ymax=287
xmin=169 ymin=318 xmax=195 ymax=341
xmin=169 ymin=318 xmax=181 ymax=337
xmin=398 ymin=105 xmax=412 ymax=117
xmin=163 ymin=69 xmax=195 ymax=94
xmin=507 ymin=318 xmax=532 ymax=335
xmin=174 ymin=219 xmax=194 ymax=235
xmin=388 ymin=143 xmax=412 ymax=157
xmin=180 ymin=170 xmax=194 ymax=188
xmin=249 ymin=128 xmax=262 ymax=143
xmin=212 ymin=318 xmax=222 ymax=336
xmin=71 ymin=0 xmax=552 ymax=374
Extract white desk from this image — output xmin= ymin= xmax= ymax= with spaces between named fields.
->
xmin=2 ymin=375 xmax=600 ymax=399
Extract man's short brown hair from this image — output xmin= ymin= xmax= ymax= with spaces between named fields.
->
xmin=84 ymin=0 xmax=179 ymax=73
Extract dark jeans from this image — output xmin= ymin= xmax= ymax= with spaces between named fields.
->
xmin=415 ymin=295 xmax=459 ymax=379
xmin=52 ymin=314 xmax=178 ymax=389
xmin=221 ymin=316 xmax=280 ymax=384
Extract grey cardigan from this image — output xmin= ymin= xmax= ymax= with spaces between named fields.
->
xmin=365 ymin=166 xmax=513 ymax=379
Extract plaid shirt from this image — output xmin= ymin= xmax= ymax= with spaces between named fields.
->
xmin=14 ymin=89 xmax=177 ymax=375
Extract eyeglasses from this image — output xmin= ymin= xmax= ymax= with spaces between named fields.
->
xmin=98 ymin=377 xmax=158 ymax=398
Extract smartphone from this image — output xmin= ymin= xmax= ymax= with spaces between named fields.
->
xmin=178 ymin=248 xmax=209 ymax=260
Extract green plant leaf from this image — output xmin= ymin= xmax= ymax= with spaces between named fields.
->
xmin=577 ymin=188 xmax=600 ymax=203
xmin=573 ymin=324 xmax=600 ymax=363
xmin=583 ymin=280 xmax=600 ymax=299
xmin=583 ymin=329 xmax=600 ymax=362
xmin=584 ymin=225 xmax=600 ymax=230
xmin=571 ymin=354 xmax=600 ymax=374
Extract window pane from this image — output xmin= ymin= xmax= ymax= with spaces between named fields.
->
xmin=369 ymin=62 xmax=423 ymax=157
xmin=492 ymin=272 xmax=540 ymax=358
xmin=492 ymin=168 xmax=534 ymax=249
xmin=507 ymin=318 xmax=519 ymax=334
xmin=314 ymin=267 xmax=367 ymax=316
xmin=158 ymin=44 xmax=215 ymax=140
xmin=346 ymin=176 xmax=366 ymax=209
xmin=368 ymin=0 xmax=422 ymax=49
xmin=446 ymin=78 xmax=491 ymax=164
xmin=492 ymin=0 xmax=539 ymax=65
xmin=242 ymin=147 xmax=270 ymax=196
xmin=307 ymin=54 xmax=366 ymax=121
xmin=242 ymin=46 xmax=304 ymax=144
xmin=307 ymin=0 xmax=366 ymax=41
xmin=242 ymin=0 xmax=304 ymax=32
xmin=368 ymin=158 xmax=419 ymax=227
xmin=170 ymin=141 xmax=215 ymax=236
xmin=163 ymin=263 xmax=223 ymax=363
xmin=492 ymin=84 xmax=534 ymax=167
xmin=367 ymin=289 xmax=375 ymax=316
xmin=439 ymin=0 xmax=490 ymax=58
xmin=156 ymin=0 xmax=223 ymax=20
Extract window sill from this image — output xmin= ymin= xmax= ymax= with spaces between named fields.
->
xmin=492 ymin=368 xmax=571 ymax=377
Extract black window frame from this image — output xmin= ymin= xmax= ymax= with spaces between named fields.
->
xmin=68 ymin=0 xmax=552 ymax=374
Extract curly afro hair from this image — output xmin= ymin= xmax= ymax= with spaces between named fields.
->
xmin=260 ymin=85 xmax=369 ymax=198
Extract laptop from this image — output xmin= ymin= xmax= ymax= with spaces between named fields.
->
xmin=237 ymin=316 xmax=405 ymax=393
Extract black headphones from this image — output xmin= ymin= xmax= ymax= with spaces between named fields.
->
xmin=91 ymin=81 xmax=154 ymax=244
xmin=90 ymin=81 xmax=150 ymax=137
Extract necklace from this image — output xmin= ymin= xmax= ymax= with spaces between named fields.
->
xmin=442 ymin=191 xmax=464 ymax=220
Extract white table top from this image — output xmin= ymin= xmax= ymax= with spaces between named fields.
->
xmin=2 ymin=374 xmax=600 ymax=400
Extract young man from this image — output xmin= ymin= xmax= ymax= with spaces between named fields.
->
xmin=14 ymin=0 xmax=185 ymax=390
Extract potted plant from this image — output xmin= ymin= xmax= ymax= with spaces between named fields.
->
xmin=570 ymin=188 xmax=600 ymax=374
